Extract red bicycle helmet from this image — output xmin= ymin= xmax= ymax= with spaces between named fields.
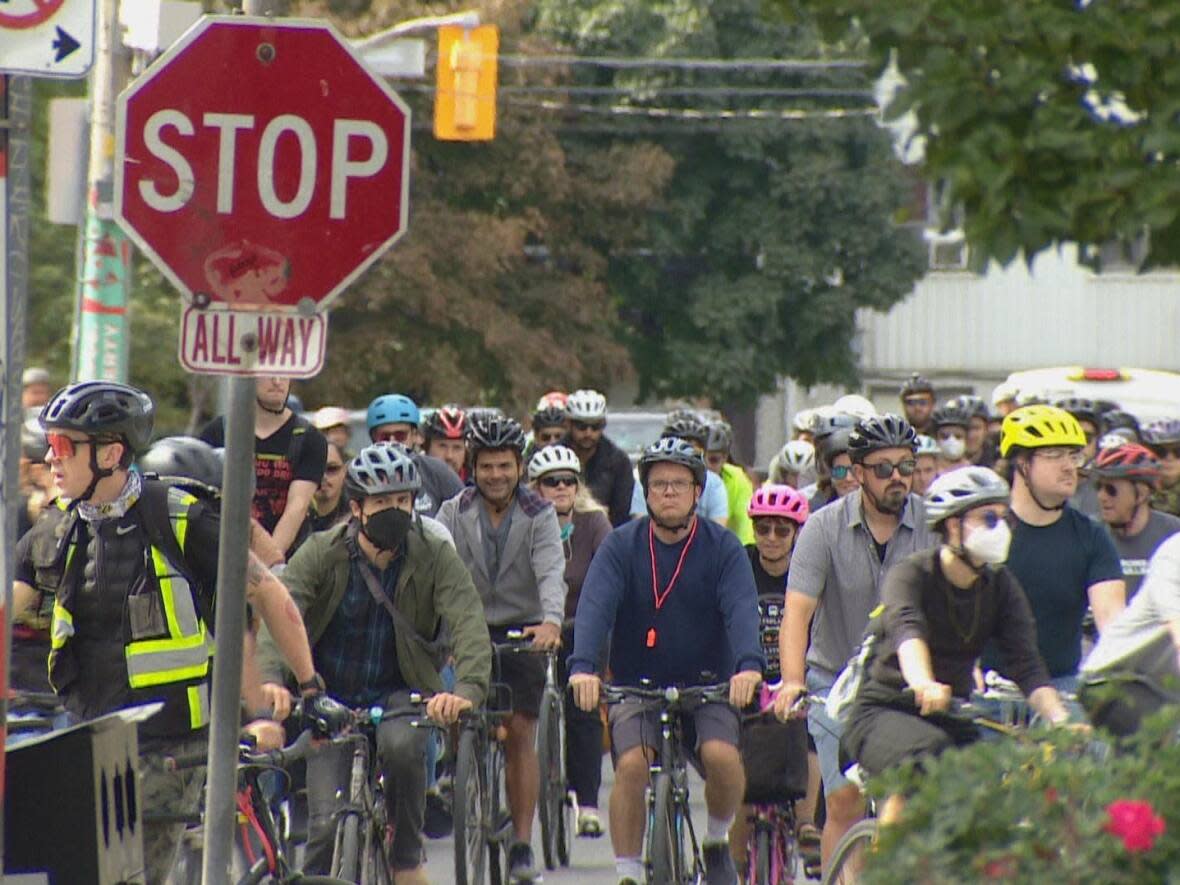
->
xmin=748 ymin=484 xmax=809 ymax=525
xmin=1089 ymin=443 xmax=1161 ymax=483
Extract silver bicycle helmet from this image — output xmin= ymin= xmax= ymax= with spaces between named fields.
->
xmin=924 ymin=466 xmax=1010 ymax=528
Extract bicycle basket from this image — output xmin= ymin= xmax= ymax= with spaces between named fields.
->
xmin=740 ymin=718 xmax=809 ymax=804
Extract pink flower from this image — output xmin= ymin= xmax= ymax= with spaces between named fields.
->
xmin=1104 ymin=799 xmax=1166 ymax=853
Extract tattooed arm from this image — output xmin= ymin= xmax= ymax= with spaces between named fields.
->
xmin=246 ymin=550 xmax=316 ymax=719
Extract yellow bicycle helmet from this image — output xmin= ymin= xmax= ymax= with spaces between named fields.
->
xmin=1000 ymin=405 xmax=1087 ymax=457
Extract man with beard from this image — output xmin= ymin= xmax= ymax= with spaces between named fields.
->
xmin=774 ymin=414 xmax=936 ymax=874
xmin=899 ymin=373 xmax=937 ymax=437
xmin=564 ymin=389 xmax=635 ymax=527
xmin=437 ymin=414 xmax=566 ymax=883
xmin=569 ymin=437 xmax=764 ymax=885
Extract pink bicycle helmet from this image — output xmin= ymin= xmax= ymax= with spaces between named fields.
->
xmin=748 ymin=484 xmax=809 ymax=525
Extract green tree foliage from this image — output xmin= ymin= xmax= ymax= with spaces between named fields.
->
xmin=782 ymin=0 xmax=1180 ymax=270
xmin=535 ymin=0 xmax=926 ymax=404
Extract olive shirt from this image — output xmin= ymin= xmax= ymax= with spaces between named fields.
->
xmin=256 ymin=520 xmax=491 ymax=706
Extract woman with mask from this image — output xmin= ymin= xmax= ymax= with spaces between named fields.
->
xmin=840 ymin=467 xmax=1072 ymax=823
xmin=527 ymin=444 xmax=613 ymax=837
xmin=932 ymin=400 xmax=972 ymax=475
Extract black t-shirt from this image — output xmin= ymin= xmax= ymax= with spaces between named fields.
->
xmin=746 ymin=545 xmax=789 ymax=596
xmin=864 ymin=549 xmax=1051 ymax=702
xmin=200 ymin=413 xmax=328 ymax=537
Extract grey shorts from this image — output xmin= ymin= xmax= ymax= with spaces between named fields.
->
xmin=609 ymin=699 xmax=739 ymax=770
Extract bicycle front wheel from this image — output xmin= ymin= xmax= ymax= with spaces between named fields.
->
xmin=751 ymin=825 xmax=771 ymax=885
xmin=537 ymin=689 xmax=563 ymax=870
xmin=822 ymin=818 xmax=878 ymax=885
xmin=648 ymin=772 xmax=683 ymax=884
xmin=331 ymin=814 xmax=360 ymax=882
xmin=453 ymin=727 xmax=487 ymax=885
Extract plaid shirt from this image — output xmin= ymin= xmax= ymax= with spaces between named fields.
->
xmin=314 ymin=555 xmax=406 ymax=707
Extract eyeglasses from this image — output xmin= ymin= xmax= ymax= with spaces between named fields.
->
xmin=1034 ymin=448 xmax=1086 ymax=467
xmin=375 ymin=428 xmax=412 ymax=444
xmin=863 ymin=459 xmax=917 ymax=480
xmin=571 ymin=420 xmax=604 ymax=433
xmin=46 ymin=433 xmax=93 ymax=460
xmin=540 ymin=474 xmax=578 ymax=489
xmin=830 ymin=465 xmax=852 ymax=480
xmin=1097 ymin=482 xmax=1125 ymax=497
xmin=903 ymin=396 xmax=932 ymax=407
xmin=754 ymin=521 xmax=794 ymax=539
xmin=648 ymin=479 xmax=693 ymax=494
xmin=324 ymin=463 xmax=345 ymax=475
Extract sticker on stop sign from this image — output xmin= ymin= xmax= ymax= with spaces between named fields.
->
xmin=114 ymin=17 xmax=411 ymax=312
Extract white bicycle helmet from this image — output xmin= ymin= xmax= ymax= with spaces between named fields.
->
xmin=527 ymin=444 xmax=581 ymax=481
xmin=792 ymin=408 xmax=817 ymax=434
xmin=834 ymin=394 xmax=877 ymax=421
xmin=566 ymin=389 xmax=607 ymax=422
xmin=346 ymin=443 xmax=421 ymax=499
xmin=914 ymin=434 xmax=940 ymax=457
xmin=924 ymin=466 xmax=1009 ymax=528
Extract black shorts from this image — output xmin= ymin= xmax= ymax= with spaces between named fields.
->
xmin=843 ymin=703 xmax=979 ymax=778
xmin=489 ymin=629 xmax=546 ymax=718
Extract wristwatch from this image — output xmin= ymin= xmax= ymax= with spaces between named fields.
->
xmin=298 ymin=672 xmax=326 ymax=695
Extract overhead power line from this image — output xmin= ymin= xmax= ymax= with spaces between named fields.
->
xmin=502 ymin=97 xmax=879 ymax=121
xmin=496 ymin=55 xmax=867 ymax=72
xmin=400 ymin=84 xmax=875 ymax=99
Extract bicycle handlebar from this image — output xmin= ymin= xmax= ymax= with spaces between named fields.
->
xmin=601 ymin=682 xmax=731 ymax=708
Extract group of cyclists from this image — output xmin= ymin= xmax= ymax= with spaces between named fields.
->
xmin=10 ymin=369 xmax=1180 ymax=884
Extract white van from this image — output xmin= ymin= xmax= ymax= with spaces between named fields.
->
xmin=1002 ymin=367 xmax=1180 ymax=421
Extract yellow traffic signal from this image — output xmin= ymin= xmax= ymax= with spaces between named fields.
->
xmin=435 ymin=25 xmax=499 ymax=141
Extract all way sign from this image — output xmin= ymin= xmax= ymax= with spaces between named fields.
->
xmin=180 ymin=308 xmax=326 ymax=378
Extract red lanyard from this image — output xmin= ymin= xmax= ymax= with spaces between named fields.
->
xmin=648 ymin=517 xmax=699 ymax=611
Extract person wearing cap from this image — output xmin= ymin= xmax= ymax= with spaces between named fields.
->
xmin=258 ymin=442 xmax=491 ymax=883
xmin=842 ymin=467 xmax=1070 ymax=824
xmin=981 ymin=406 xmax=1125 ymax=695
xmin=311 ymin=405 xmax=353 ymax=450
xmin=563 ymin=388 xmax=635 ymax=527
xmin=199 ymin=376 xmax=328 ymax=558
xmin=774 ymin=414 xmax=935 ymax=870
xmin=569 ymin=437 xmax=764 ymax=885
xmin=21 ymin=366 xmax=53 ymax=409
xmin=898 ymin=373 xmax=936 ymax=437
xmin=1090 ymin=443 xmax=1180 ymax=602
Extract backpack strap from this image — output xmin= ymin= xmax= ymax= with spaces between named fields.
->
xmin=133 ymin=479 xmax=212 ymax=626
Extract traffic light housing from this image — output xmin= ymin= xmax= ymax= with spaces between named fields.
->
xmin=435 ymin=25 xmax=499 ymax=141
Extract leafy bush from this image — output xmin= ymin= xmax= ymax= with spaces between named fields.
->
xmin=861 ymin=707 xmax=1180 ymax=884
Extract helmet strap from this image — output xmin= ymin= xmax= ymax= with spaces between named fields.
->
xmin=75 ymin=439 xmax=116 ymax=503
xmin=256 ymin=396 xmax=286 ymax=415
xmin=1018 ymin=460 xmax=1065 ymax=512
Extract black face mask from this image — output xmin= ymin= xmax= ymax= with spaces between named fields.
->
xmin=362 ymin=506 xmax=413 ymax=552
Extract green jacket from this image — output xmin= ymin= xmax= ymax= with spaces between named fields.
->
xmin=257 ymin=520 xmax=491 ymax=706
xmin=720 ymin=463 xmax=755 ymax=546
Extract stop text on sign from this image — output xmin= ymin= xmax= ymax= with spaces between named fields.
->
xmin=180 ymin=308 xmax=327 ymax=378
xmin=140 ymin=111 xmax=389 ymax=220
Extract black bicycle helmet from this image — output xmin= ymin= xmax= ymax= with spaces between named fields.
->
xmin=467 ymin=415 xmax=527 ymax=457
xmin=931 ymin=400 xmax=971 ymax=431
xmin=138 ymin=436 xmax=224 ymax=496
xmin=40 ymin=381 xmax=155 ymax=453
xmin=954 ymin=395 xmax=991 ymax=422
xmin=899 ymin=373 xmax=934 ymax=398
xmin=1102 ymin=409 xmax=1141 ymax=438
xmin=638 ymin=437 xmax=707 ymax=489
xmin=1052 ymin=396 xmax=1101 ymax=428
xmin=662 ymin=414 xmax=707 ymax=447
xmin=847 ymin=413 xmax=917 ymax=463
xmin=531 ymin=405 xmax=569 ymax=431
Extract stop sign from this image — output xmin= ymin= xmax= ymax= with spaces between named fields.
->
xmin=114 ymin=17 xmax=410 ymax=310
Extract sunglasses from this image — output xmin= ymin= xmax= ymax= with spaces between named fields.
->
xmin=571 ymin=420 xmax=605 ymax=433
xmin=536 ymin=430 xmax=566 ymax=443
xmin=540 ymin=474 xmax=578 ymax=489
xmin=903 ymin=396 xmax=932 ymax=407
xmin=830 ymin=465 xmax=852 ymax=480
xmin=863 ymin=459 xmax=917 ymax=480
xmin=1097 ymin=482 xmax=1124 ymax=497
xmin=375 ymin=428 xmax=412 ymax=444
xmin=46 ymin=433 xmax=94 ymax=460
xmin=754 ymin=521 xmax=794 ymax=539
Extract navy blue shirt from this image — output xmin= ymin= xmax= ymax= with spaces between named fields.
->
xmin=315 ymin=556 xmax=407 ymax=706
xmin=569 ymin=517 xmax=765 ymax=686
xmin=987 ymin=507 xmax=1122 ymax=678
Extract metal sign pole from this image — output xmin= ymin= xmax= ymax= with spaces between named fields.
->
xmin=0 ymin=72 xmax=31 ymax=875
xmin=200 ymin=375 xmax=255 ymax=885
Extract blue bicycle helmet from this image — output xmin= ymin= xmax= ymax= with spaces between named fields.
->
xmin=366 ymin=394 xmax=421 ymax=436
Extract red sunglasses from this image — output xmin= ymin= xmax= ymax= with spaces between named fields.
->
xmin=46 ymin=433 xmax=93 ymax=460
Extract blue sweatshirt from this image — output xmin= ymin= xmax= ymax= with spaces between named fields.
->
xmin=569 ymin=516 xmax=765 ymax=686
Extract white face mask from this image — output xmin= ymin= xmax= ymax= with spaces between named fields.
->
xmin=963 ymin=519 xmax=1011 ymax=565
xmin=940 ymin=436 xmax=966 ymax=460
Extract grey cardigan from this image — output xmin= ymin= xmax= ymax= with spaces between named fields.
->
xmin=436 ymin=485 xmax=567 ymax=627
